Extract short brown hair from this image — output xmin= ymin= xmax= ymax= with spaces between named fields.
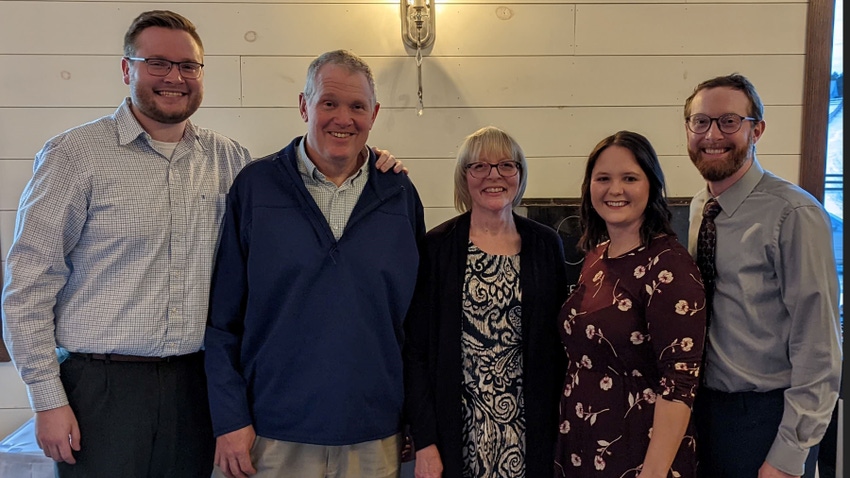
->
xmin=684 ymin=73 xmax=764 ymax=121
xmin=123 ymin=10 xmax=204 ymax=57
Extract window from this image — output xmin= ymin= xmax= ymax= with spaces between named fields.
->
xmin=825 ymin=1 xmax=843 ymax=323
xmin=800 ymin=2 xmax=843 ymax=476
xmin=801 ymin=0 xmax=842 ymax=324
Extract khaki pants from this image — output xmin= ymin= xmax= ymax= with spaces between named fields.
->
xmin=214 ymin=433 xmax=400 ymax=478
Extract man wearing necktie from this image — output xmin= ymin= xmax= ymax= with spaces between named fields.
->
xmin=684 ymin=74 xmax=840 ymax=478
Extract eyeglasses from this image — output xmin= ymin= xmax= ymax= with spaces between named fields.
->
xmin=685 ymin=113 xmax=757 ymax=134
xmin=125 ymin=57 xmax=204 ymax=79
xmin=465 ymin=161 xmax=521 ymax=179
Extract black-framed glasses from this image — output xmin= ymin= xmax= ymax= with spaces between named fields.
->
xmin=465 ymin=161 xmax=521 ymax=179
xmin=685 ymin=113 xmax=757 ymax=134
xmin=125 ymin=57 xmax=204 ymax=79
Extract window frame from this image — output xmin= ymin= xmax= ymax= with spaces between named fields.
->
xmin=799 ymin=0 xmax=836 ymax=201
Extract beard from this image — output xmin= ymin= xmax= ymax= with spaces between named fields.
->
xmin=688 ymin=135 xmax=754 ymax=182
xmin=130 ymin=87 xmax=202 ymax=124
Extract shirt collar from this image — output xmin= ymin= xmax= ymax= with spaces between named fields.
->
xmin=296 ymin=135 xmax=319 ymax=178
xmin=713 ymin=157 xmax=765 ymax=217
xmin=296 ymin=134 xmax=369 ymax=183
xmin=115 ymin=97 xmax=198 ymax=148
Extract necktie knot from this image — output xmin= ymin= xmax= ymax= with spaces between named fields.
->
xmin=703 ymin=198 xmax=722 ymax=220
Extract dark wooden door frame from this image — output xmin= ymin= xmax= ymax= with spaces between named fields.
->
xmin=799 ymin=0 xmax=836 ymax=202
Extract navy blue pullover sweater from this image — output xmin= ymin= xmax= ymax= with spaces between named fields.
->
xmin=204 ymin=137 xmax=425 ymax=445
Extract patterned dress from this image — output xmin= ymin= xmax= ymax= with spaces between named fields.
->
xmin=554 ymin=235 xmax=706 ymax=478
xmin=461 ymin=242 xmax=525 ymax=477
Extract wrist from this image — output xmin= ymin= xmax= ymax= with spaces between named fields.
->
xmin=638 ymin=465 xmax=667 ymax=478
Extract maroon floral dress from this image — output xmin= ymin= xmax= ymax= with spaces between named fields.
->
xmin=554 ymin=235 xmax=706 ymax=478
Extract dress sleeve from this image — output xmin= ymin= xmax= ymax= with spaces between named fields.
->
xmin=766 ymin=204 xmax=841 ymax=474
xmin=2 ymin=139 xmax=88 ymax=412
xmin=203 ymin=179 xmax=254 ymax=437
xmin=402 ymin=238 xmax=440 ymax=450
xmin=643 ymin=242 xmax=707 ymax=407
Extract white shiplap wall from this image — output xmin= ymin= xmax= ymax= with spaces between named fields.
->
xmin=0 ymin=0 xmax=808 ymax=437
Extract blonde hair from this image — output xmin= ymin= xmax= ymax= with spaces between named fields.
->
xmin=453 ymin=126 xmax=528 ymax=212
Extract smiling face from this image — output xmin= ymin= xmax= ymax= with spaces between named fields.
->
xmin=466 ymin=152 xmax=520 ymax=215
xmin=686 ymin=86 xmax=765 ymax=183
xmin=122 ymin=26 xmax=203 ymax=129
xmin=299 ymin=63 xmax=379 ymax=169
xmin=589 ymin=145 xmax=650 ymax=235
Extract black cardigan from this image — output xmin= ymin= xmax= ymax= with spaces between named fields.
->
xmin=403 ymin=212 xmax=569 ymax=478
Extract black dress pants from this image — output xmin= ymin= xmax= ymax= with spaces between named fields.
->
xmin=695 ymin=387 xmax=819 ymax=478
xmin=56 ymin=352 xmax=214 ymax=478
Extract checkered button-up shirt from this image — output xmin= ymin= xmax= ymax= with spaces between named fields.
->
xmin=295 ymin=136 xmax=369 ymax=240
xmin=1 ymin=98 xmax=252 ymax=411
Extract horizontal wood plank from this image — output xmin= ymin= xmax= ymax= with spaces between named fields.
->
xmin=0 ymin=3 xmax=575 ymax=56
xmin=0 ymin=56 xmax=243 ymax=107
xmin=0 ymin=105 xmax=802 ymax=160
xmin=242 ymin=55 xmax=804 ymax=108
xmin=575 ymin=4 xmax=807 ymax=55
xmin=1 ymin=54 xmax=802 ymax=108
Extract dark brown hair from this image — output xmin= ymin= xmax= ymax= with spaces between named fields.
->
xmin=578 ymin=131 xmax=675 ymax=252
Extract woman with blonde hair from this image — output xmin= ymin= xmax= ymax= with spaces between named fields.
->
xmin=404 ymin=126 xmax=569 ymax=478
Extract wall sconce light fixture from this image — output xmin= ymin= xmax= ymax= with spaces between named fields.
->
xmin=401 ymin=0 xmax=435 ymax=115
xmin=401 ymin=0 xmax=435 ymax=50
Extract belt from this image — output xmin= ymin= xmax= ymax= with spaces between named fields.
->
xmin=69 ymin=352 xmax=198 ymax=363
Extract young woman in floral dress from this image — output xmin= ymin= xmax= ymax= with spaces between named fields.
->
xmin=554 ymin=131 xmax=706 ymax=478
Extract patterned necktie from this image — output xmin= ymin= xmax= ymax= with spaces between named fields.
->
xmin=696 ymin=198 xmax=722 ymax=323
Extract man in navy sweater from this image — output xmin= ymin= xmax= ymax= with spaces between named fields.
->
xmin=204 ymin=49 xmax=425 ymax=478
